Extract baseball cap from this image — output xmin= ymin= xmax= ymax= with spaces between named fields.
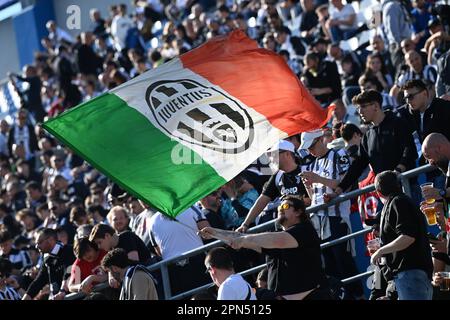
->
xmin=300 ymin=130 xmax=324 ymax=149
xmin=268 ymin=140 xmax=295 ymax=153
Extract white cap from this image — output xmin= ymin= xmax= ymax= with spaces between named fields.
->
xmin=300 ymin=129 xmax=324 ymax=149
xmin=268 ymin=140 xmax=295 ymax=153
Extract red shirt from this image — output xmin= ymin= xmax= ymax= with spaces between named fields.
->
xmin=71 ymin=250 xmax=107 ymax=282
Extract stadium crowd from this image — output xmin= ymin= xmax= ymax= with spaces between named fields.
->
xmin=1 ymin=0 xmax=450 ymax=300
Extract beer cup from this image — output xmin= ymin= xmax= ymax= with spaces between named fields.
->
xmin=422 ymin=205 xmax=438 ymax=225
xmin=420 ymin=182 xmax=435 ymax=204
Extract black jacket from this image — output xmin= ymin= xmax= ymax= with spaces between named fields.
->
xmin=406 ymin=98 xmax=450 ymax=143
xmin=302 ymin=60 xmax=342 ymax=104
xmin=339 ymin=111 xmax=417 ymax=191
xmin=26 ymin=243 xmax=75 ymax=298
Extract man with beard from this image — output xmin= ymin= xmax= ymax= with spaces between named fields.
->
xmin=101 ymin=248 xmax=158 ymax=300
xmin=200 ymin=196 xmax=331 ymax=300
xmin=334 ymin=90 xmax=417 ymax=196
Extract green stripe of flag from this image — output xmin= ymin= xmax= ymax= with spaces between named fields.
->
xmin=43 ymin=93 xmax=226 ymax=217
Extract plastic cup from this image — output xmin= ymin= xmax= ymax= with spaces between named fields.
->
xmin=367 ymin=238 xmax=381 ymax=255
xmin=420 ymin=182 xmax=435 ymax=204
xmin=422 ymin=206 xmax=438 ymax=225
xmin=437 ymin=272 xmax=450 ymax=291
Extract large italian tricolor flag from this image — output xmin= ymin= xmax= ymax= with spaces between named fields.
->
xmin=43 ymin=30 xmax=332 ymax=218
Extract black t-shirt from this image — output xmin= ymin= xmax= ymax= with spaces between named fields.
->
xmin=262 ymin=221 xmax=326 ymax=295
xmin=380 ymin=193 xmax=433 ymax=278
xmin=262 ymin=166 xmax=307 ymax=201
xmin=117 ymin=231 xmax=152 ymax=265
xmin=202 ymin=208 xmax=225 ymax=230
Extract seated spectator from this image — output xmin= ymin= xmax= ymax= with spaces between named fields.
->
xmin=0 ymin=258 xmax=22 ymax=300
xmin=106 ymin=206 xmax=131 ymax=234
xmin=22 ymin=228 xmax=75 ymax=300
xmin=391 ymin=50 xmax=437 ymax=102
xmin=68 ymin=237 xmax=107 ymax=294
xmin=101 ymin=248 xmax=158 ymax=300
xmin=0 ymin=229 xmax=32 ymax=274
xmin=89 ymin=223 xmax=151 ymax=264
xmin=69 ymin=206 xmax=92 ymax=228
xmin=301 ymin=52 xmax=342 ymax=106
xmin=325 ymin=0 xmax=358 ymax=42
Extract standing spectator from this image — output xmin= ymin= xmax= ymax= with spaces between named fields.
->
xmin=0 ymin=120 xmax=9 ymax=157
xmin=130 ymin=200 xmax=155 ymax=250
xmin=199 ymin=191 xmax=226 ymax=230
xmin=89 ymin=9 xmax=106 ymax=37
xmin=75 ymin=32 xmax=103 ymax=77
xmin=148 ymin=206 xmax=210 ymax=295
xmin=371 ymin=170 xmax=433 ymax=300
xmin=204 ymin=247 xmax=256 ymax=300
xmin=110 ymin=4 xmax=134 ymax=52
xmin=335 ymin=90 xmax=418 ymax=195
xmin=299 ymin=129 xmax=364 ymax=298
xmin=236 ymin=140 xmax=309 ymax=233
xmin=101 ymin=248 xmax=158 ymax=300
xmin=202 ymin=195 xmax=331 ymax=300
xmin=46 ymin=20 xmax=74 ymax=45
xmin=7 ymin=109 xmax=38 ymax=160
xmin=22 ymin=228 xmax=75 ymax=300
xmin=7 ymin=66 xmax=46 ymax=122
xmin=402 ymin=79 xmax=450 ymax=142
xmin=381 ymin=0 xmax=413 ymax=75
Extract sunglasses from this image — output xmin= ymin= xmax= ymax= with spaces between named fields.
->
xmin=278 ymin=202 xmax=292 ymax=211
xmin=404 ymin=89 xmax=425 ymax=102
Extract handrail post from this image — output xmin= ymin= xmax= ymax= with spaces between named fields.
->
xmin=400 ymin=175 xmax=412 ymax=197
xmin=161 ymin=263 xmax=172 ymax=300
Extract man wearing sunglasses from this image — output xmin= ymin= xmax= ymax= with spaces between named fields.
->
xmin=236 ymin=140 xmax=309 ymax=233
xmin=200 ymin=196 xmax=331 ymax=300
xmin=402 ymin=79 xmax=450 ymax=144
xmin=22 ymin=228 xmax=75 ymax=300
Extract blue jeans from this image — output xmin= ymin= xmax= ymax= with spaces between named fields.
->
xmin=330 ymin=26 xmax=358 ymax=43
xmin=393 ymin=269 xmax=432 ymax=300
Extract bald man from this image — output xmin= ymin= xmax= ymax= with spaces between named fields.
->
xmin=422 ymin=133 xmax=450 ymax=201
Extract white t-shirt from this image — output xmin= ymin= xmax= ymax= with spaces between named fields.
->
xmin=148 ymin=206 xmax=206 ymax=260
xmin=329 ymin=4 xmax=357 ymax=30
xmin=218 ymin=274 xmax=256 ymax=300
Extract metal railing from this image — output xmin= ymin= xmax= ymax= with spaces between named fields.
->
xmin=64 ymin=164 xmax=436 ymax=300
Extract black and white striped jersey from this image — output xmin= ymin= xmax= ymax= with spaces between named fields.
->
xmin=396 ymin=65 xmax=437 ymax=87
xmin=303 ymin=148 xmax=351 ymax=217
xmin=1 ymin=248 xmax=32 ymax=271
xmin=0 ymin=286 xmax=21 ymax=300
